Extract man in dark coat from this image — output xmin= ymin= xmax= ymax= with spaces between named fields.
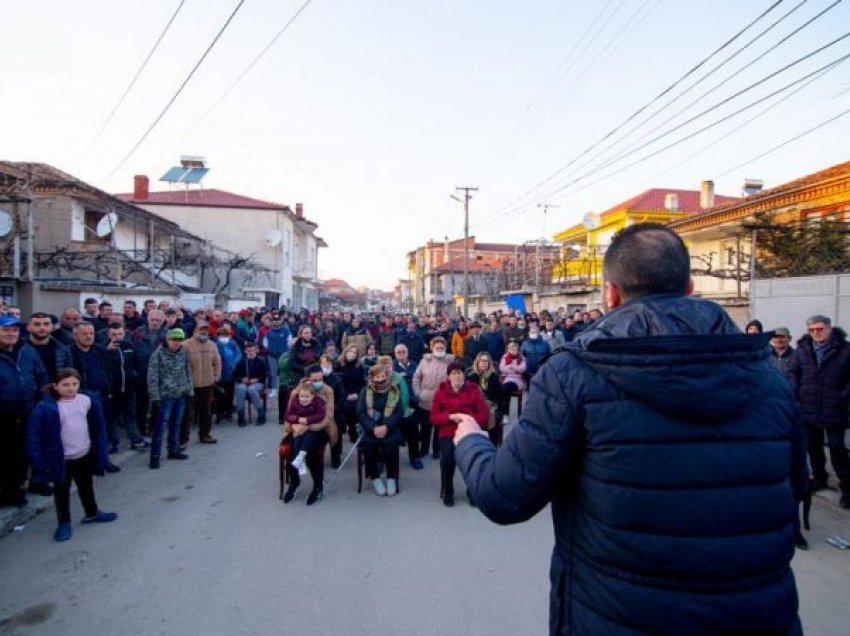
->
xmin=770 ymin=326 xmax=797 ymax=387
xmin=793 ymin=314 xmax=850 ymax=507
xmin=453 ymin=223 xmax=805 ymax=635
xmin=396 ymin=321 xmax=426 ymax=364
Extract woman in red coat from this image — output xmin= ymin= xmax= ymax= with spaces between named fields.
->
xmin=430 ymin=360 xmax=489 ymax=507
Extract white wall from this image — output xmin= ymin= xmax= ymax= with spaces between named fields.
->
xmin=753 ymin=274 xmax=850 ymax=335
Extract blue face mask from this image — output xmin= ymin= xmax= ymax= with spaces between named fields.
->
xmin=311 ymin=381 xmax=323 ymax=392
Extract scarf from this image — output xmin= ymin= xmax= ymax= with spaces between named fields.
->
xmin=504 ymin=352 xmax=521 ymax=365
xmin=366 ymin=383 xmax=399 ymax=420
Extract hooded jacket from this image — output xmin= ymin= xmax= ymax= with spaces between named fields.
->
xmin=412 ymin=352 xmax=454 ymax=410
xmin=0 ymin=342 xmax=49 ymax=416
xmin=457 ymin=294 xmax=804 ymax=636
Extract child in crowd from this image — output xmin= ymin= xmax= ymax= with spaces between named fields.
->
xmin=283 ymin=385 xmax=327 ymax=484
xmin=26 ymin=369 xmax=118 ymax=542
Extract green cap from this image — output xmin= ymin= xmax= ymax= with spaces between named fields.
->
xmin=166 ymin=328 xmax=185 ymax=340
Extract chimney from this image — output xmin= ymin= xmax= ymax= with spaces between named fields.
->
xmin=664 ymin=193 xmax=679 ymax=212
xmin=700 ymin=180 xmax=715 ymax=209
xmin=134 ymin=175 xmax=149 ymax=201
xmin=295 ymin=202 xmax=304 ymax=218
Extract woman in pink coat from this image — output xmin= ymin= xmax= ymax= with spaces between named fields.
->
xmin=499 ymin=340 xmax=527 ymax=392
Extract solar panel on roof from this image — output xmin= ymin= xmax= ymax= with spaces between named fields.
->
xmin=159 ymin=166 xmax=209 ymax=183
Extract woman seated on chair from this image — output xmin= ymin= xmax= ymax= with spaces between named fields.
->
xmin=356 ymin=364 xmax=404 ymax=497
xmin=466 ymin=352 xmax=503 ymax=447
xmin=430 ymin=360 xmax=489 ymax=508
xmin=282 ymin=364 xmax=338 ymax=506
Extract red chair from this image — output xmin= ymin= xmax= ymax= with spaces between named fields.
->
xmin=246 ymin=388 xmax=268 ymax=424
xmin=278 ymin=435 xmax=327 ymax=499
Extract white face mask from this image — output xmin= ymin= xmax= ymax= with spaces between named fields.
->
xmin=321 ymin=365 xmax=332 ymax=376
xmin=529 ymin=331 xmax=539 ymax=339
xmin=218 ymin=336 xmax=230 ymax=343
xmin=434 ymin=350 xmax=446 ymax=358
xmin=346 ymin=352 xmax=357 ymax=361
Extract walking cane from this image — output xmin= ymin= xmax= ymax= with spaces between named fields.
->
xmin=323 ymin=432 xmax=364 ymax=494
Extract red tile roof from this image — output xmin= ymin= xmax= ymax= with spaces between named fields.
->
xmin=601 ymin=188 xmax=738 ymax=217
xmin=115 ymin=188 xmax=288 ymax=211
xmin=433 ymin=257 xmax=500 ymax=274
xmin=669 ymin=159 xmax=850 ymax=227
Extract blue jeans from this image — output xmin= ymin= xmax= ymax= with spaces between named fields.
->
xmin=266 ymin=354 xmax=280 ymax=392
xmin=152 ymin=397 xmax=186 ymax=457
xmin=235 ymin=383 xmax=263 ymax=413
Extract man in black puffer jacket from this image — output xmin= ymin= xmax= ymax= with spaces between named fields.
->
xmin=793 ymin=314 xmax=850 ymax=507
xmin=454 ymin=223 xmax=805 ymax=635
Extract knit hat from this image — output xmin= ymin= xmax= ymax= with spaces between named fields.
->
xmin=166 ymin=328 xmax=185 ymax=340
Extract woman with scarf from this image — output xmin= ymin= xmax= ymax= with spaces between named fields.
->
xmin=430 ymin=360 xmax=489 ymax=506
xmin=357 ymin=365 xmax=404 ymax=497
xmin=289 ymin=325 xmax=322 ymax=380
xmin=412 ymin=337 xmax=453 ymax=460
xmin=466 ymin=352 xmax=503 ymax=446
xmin=498 ymin=340 xmax=527 ymax=426
xmin=360 ymin=341 xmax=380 ymax=379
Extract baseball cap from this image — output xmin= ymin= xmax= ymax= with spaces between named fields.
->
xmin=0 ymin=315 xmax=23 ymax=327
xmin=773 ymin=327 xmax=791 ymax=337
xmin=167 ymin=328 xmax=186 ymax=340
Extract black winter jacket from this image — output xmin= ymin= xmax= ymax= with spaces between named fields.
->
xmin=794 ymin=328 xmax=850 ymax=430
xmin=457 ymin=294 xmax=804 ymax=636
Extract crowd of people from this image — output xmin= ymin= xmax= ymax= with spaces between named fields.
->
xmin=2 ymin=286 xmax=847 ymax=545
xmin=0 ymin=295 xmax=608 ymax=539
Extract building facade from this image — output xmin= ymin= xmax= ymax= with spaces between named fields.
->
xmin=117 ymin=176 xmax=326 ymax=311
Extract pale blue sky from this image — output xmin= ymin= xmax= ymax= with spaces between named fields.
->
xmin=3 ymin=0 xmax=849 ymax=289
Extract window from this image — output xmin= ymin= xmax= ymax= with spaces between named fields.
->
xmin=82 ymin=208 xmax=111 ymax=242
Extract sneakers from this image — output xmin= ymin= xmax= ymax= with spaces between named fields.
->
xmin=268 ymin=389 xmax=277 ymax=400
xmin=149 ymin=457 xmax=160 ymax=469
xmin=199 ymin=435 xmax=218 ymax=444
xmin=131 ymin=440 xmax=151 ymax=451
xmin=167 ymin=451 xmax=189 ymax=460
xmin=104 ymin=462 xmax=121 ymax=473
xmin=372 ymin=479 xmax=387 ymax=496
xmin=257 ymin=408 xmax=267 ymax=425
xmin=410 ymin=458 xmax=424 ymax=470
xmin=386 ymin=479 xmax=398 ymax=497
xmin=54 ymin=522 xmax=72 ymax=542
xmin=306 ymin=488 xmax=323 ymax=506
xmin=81 ymin=510 xmax=118 ymax=524
xmin=840 ymin=494 xmax=850 ymax=509
xmin=28 ymin=482 xmax=54 ymax=497
xmin=291 ymin=451 xmax=308 ymax=477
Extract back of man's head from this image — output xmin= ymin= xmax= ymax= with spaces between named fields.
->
xmin=603 ymin=223 xmax=690 ymax=301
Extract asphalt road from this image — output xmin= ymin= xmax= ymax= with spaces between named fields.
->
xmin=1 ymin=406 xmax=848 ymax=636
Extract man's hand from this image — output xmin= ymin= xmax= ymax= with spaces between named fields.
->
xmin=107 ymin=340 xmax=119 ymax=350
xmin=297 ymin=416 xmax=307 ymax=425
xmin=374 ymin=425 xmax=387 ymax=439
xmin=242 ymin=379 xmax=250 ymax=385
xmin=451 ymin=413 xmax=487 ymax=445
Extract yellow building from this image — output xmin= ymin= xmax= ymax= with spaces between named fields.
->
xmin=552 ymin=186 xmax=738 ymax=286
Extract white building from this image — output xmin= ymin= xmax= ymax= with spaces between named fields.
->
xmin=117 ymin=175 xmax=326 ymax=310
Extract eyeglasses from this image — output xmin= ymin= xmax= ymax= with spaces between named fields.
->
xmin=808 ymin=327 xmax=827 ymax=333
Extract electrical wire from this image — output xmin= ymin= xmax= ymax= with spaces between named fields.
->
xmin=81 ymin=0 xmax=188 ymax=161
xmin=473 ymin=0 xmax=785 ymax=227
xmin=182 ymin=0 xmax=314 ymax=142
xmin=712 ymin=103 xmax=850 ymax=179
xmin=104 ymin=0 xmax=247 ymax=182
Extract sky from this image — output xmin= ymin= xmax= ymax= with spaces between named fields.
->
xmin=2 ymin=0 xmax=850 ymax=290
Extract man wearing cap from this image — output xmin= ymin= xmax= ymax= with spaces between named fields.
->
xmin=146 ymin=328 xmax=193 ymax=469
xmin=0 ymin=314 xmax=49 ymax=507
xmin=770 ymin=327 xmax=797 ymax=386
xmin=463 ymin=321 xmax=488 ymax=365
xmin=182 ymin=321 xmax=222 ymax=445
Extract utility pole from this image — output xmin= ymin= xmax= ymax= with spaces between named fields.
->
xmin=535 ymin=203 xmax=558 ymax=295
xmin=451 ymin=186 xmax=478 ymax=318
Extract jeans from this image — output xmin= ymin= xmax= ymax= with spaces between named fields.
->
xmin=807 ymin=424 xmax=850 ymax=493
xmin=266 ymin=354 xmax=280 ymax=393
xmin=235 ymin=383 xmax=264 ymax=412
xmin=152 ymin=397 xmax=186 ymax=458
xmin=54 ymin=452 xmax=98 ymax=523
xmin=107 ymin=390 xmax=143 ymax=445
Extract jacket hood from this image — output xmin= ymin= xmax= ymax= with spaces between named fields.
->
xmin=572 ymin=295 xmax=768 ymax=421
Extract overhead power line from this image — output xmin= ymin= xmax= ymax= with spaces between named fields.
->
xmin=474 ymin=0 xmax=785 ymax=227
xmin=182 ymin=0 xmax=314 ymax=141
xmin=80 ymin=0 xmax=188 ymax=161
xmin=105 ymin=0 xmax=247 ymax=182
xmin=713 ymin=103 xmax=850 ymax=179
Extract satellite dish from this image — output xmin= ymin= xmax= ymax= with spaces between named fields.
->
xmin=582 ymin=211 xmax=600 ymax=230
xmin=96 ymin=212 xmax=119 ymax=237
xmin=265 ymin=229 xmax=282 ymax=247
xmin=0 ymin=209 xmax=12 ymax=238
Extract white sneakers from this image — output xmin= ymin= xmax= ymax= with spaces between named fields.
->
xmin=268 ymin=389 xmax=277 ymax=400
xmin=291 ymin=451 xmax=308 ymax=476
xmin=372 ymin=478 xmax=398 ymax=497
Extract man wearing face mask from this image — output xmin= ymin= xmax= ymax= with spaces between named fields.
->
xmin=520 ymin=320 xmax=551 ymax=381
xmin=214 ymin=325 xmax=241 ymax=423
xmin=182 ymin=322 xmax=222 ymax=444
xmin=396 ymin=320 xmax=425 ymax=363
xmin=318 ymin=354 xmax=346 ymax=469
xmin=133 ymin=309 xmax=167 ymax=436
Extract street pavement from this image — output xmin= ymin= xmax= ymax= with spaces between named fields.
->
xmin=1 ymin=402 xmax=849 ymax=635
